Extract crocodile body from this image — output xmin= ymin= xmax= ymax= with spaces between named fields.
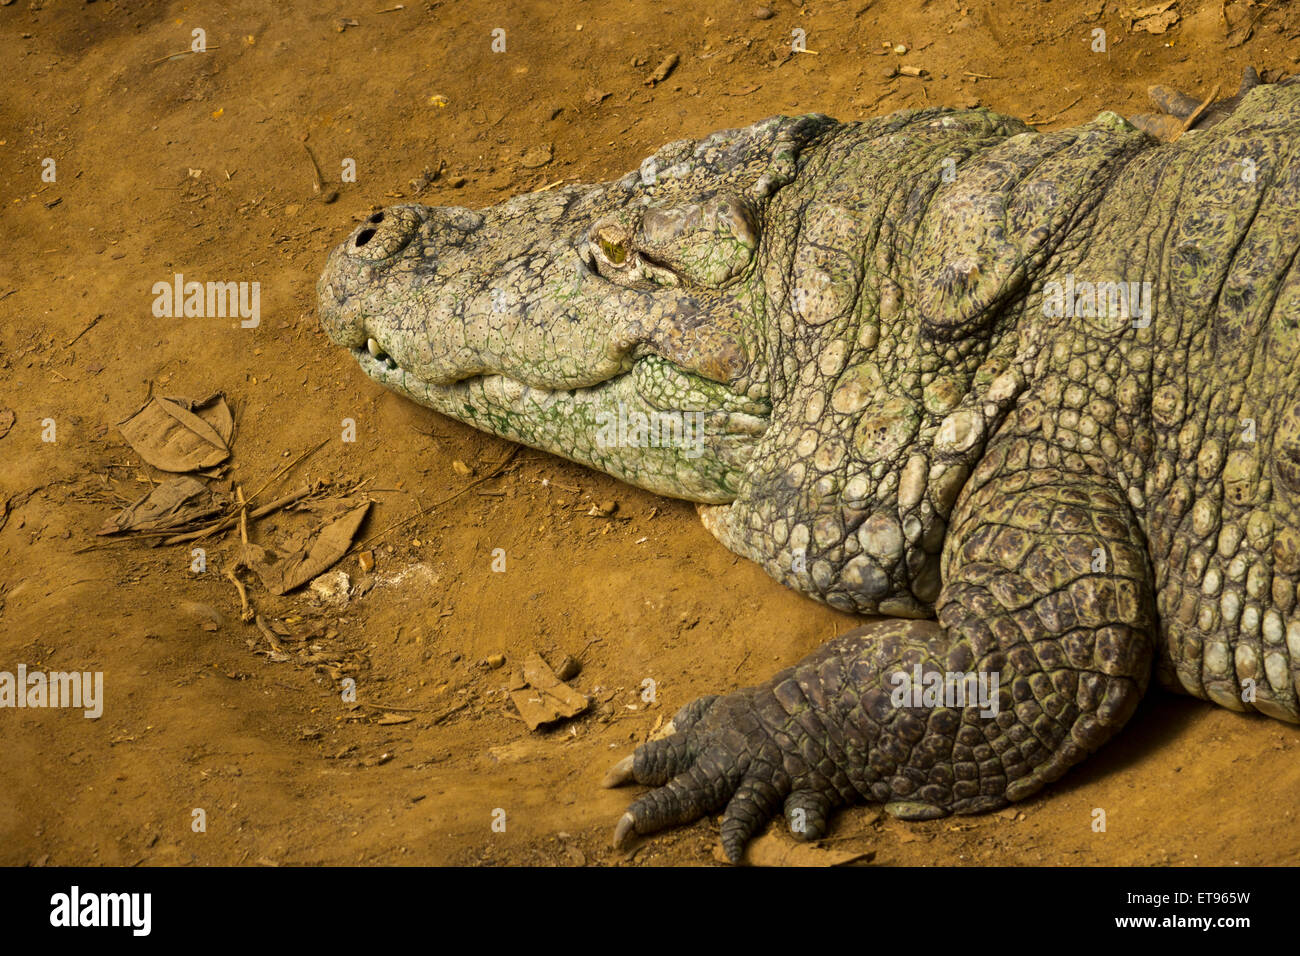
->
xmin=319 ymin=79 xmax=1300 ymax=861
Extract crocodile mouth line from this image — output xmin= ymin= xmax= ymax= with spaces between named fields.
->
xmin=350 ymin=343 xmax=600 ymax=398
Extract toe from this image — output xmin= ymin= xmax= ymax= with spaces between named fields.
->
xmin=669 ymin=694 xmax=720 ymax=735
xmin=1147 ymin=84 xmax=1200 ymax=118
xmin=784 ymin=789 xmax=833 ymax=842
xmin=604 ymin=696 xmax=721 ymax=789
xmin=615 ymin=762 xmax=735 ymax=848
xmin=630 ymin=729 xmax=694 ymax=786
xmin=720 ymin=775 xmax=784 ymax=863
xmin=1128 ymin=113 xmax=1186 ymax=141
xmin=1239 ymin=66 xmax=1261 ymax=95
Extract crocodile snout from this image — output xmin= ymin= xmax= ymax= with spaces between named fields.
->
xmin=318 ymin=205 xmax=429 ymax=350
xmin=346 ymin=205 xmax=426 ymax=261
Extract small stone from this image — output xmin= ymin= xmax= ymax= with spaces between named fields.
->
xmin=309 ymin=570 xmax=351 ymax=606
xmin=555 ymin=655 xmax=581 ymax=681
xmin=485 ymin=654 xmax=506 ymax=669
xmin=588 ymin=499 xmax=617 ymax=517
xmin=893 ymin=43 xmax=908 ymax=54
xmin=358 ymin=550 xmax=376 ymax=573
xmin=752 ymin=6 xmax=775 ymax=18
xmin=452 ymin=459 xmax=473 ymax=476
xmin=520 ymin=143 xmax=553 ymax=169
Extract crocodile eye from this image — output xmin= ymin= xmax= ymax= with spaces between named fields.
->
xmin=598 ymin=235 xmax=628 ymax=265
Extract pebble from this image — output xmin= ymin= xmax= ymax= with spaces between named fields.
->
xmin=555 ymin=655 xmax=581 ymax=681
xmin=309 ymin=570 xmax=351 ymax=606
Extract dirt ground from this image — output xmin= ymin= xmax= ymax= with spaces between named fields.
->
xmin=2 ymin=0 xmax=1298 ymax=867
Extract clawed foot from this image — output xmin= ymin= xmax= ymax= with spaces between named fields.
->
xmin=1129 ymin=66 xmax=1264 ymax=141
xmin=602 ymin=688 xmax=846 ymax=864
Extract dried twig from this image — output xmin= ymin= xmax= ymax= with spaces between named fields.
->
xmin=348 ymin=447 xmax=519 ymax=554
xmin=432 ymin=701 xmax=472 ymax=724
xmin=159 ymin=485 xmax=314 ymax=545
xmin=353 ymin=701 xmax=434 ymax=713
xmin=225 ymin=567 xmax=253 ymax=622
xmin=64 ymin=314 xmax=102 ymax=348
xmin=151 ymin=46 xmax=221 ymax=65
xmin=1027 ymin=95 xmax=1083 ymax=126
xmin=298 ymin=135 xmax=338 ymax=202
xmin=1171 ymin=83 xmax=1222 ymax=143
xmin=236 ymin=485 xmax=249 ymax=547
xmin=245 ymin=439 xmax=327 ymax=506
xmin=254 ymin=615 xmax=287 ymax=655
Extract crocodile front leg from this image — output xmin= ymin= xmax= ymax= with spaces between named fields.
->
xmin=605 ymin=449 xmax=1158 ymax=862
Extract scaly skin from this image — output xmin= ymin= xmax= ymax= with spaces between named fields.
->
xmin=318 ymin=77 xmax=1300 ymax=862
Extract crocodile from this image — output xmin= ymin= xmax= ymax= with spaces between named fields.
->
xmin=318 ymin=75 xmax=1300 ymax=863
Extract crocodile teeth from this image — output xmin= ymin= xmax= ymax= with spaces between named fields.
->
xmin=366 ymin=337 xmax=384 ymax=358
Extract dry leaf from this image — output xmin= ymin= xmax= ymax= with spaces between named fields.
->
xmin=118 ymin=394 xmax=233 ymax=472
xmin=1130 ymin=0 xmax=1176 ymax=16
xmin=1130 ymin=0 xmax=1179 ymax=33
xmin=99 ymin=475 xmax=221 ymax=535
xmin=723 ymin=832 xmax=871 ymax=867
xmin=375 ymin=713 xmax=415 ymax=725
xmin=243 ymin=500 xmax=371 ymax=594
xmin=509 ymin=651 xmax=589 ymax=730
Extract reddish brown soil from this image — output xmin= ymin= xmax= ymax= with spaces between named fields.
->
xmin=2 ymin=0 xmax=1298 ymax=866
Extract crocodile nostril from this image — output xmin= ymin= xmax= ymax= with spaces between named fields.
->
xmin=355 ymin=228 xmax=377 ymax=247
xmin=368 ymin=211 xmax=385 ymax=224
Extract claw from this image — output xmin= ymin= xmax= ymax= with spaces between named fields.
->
xmin=602 ymin=755 xmax=635 ymax=788
xmin=612 ymin=811 xmax=637 ymax=849
xmin=1239 ymin=66 xmax=1262 ymax=95
xmin=1147 ymin=84 xmax=1201 ymax=118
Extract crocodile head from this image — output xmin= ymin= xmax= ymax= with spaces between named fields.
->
xmin=319 ymin=116 xmax=836 ymax=503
